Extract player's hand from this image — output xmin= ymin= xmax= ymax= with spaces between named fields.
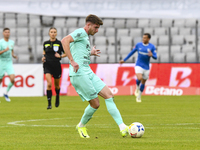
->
xmin=5 ymin=47 xmax=9 ymax=52
xmin=13 ymin=55 xmax=18 ymax=59
xmin=148 ymin=51 xmax=153 ymax=57
xmin=42 ymin=56 xmax=46 ymax=62
xmin=119 ymin=60 xmax=125 ymax=64
xmin=55 ymin=52 xmax=61 ymax=58
xmin=71 ymin=60 xmax=79 ymax=73
xmin=91 ymin=46 xmax=101 ymax=57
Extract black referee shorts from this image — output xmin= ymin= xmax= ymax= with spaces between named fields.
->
xmin=43 ymin=61 xmax=62 ymax=79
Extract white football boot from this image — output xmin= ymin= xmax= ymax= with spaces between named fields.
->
xmin=136 ymin=91 xmax=142 ymax=102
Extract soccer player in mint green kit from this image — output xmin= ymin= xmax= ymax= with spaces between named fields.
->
xmin=0 ymin=28 xmax=18 ymax=102
xmin=61 ymin=14 xmax=128 ymax=138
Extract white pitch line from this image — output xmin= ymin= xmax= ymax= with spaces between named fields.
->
xmin=7 ymin=117 xmax=200 ymax=130
xmin=7 ymin=118 xmax=112 ymax=128
xmin=7 ymin=118 xmax=64 ymax=126
xmin=146 ymin=123 xmax=200 ymax=126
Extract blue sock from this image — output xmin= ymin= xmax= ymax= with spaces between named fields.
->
xmin=80 ymin=105 xmax=97 ymax=125
xmin=140 ymin=84 xmax=145 ymax=92
xmin=136 ymin=79 xmax=141 ymax=86
xmin=105 ymin=97 xmax=123 ymax=125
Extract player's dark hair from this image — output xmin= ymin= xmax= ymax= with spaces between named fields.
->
xmin=143 ymin=33 xmax=151 ymax=39
xmin=49 ymin=27 xmax=57 ymax=32
xmin=86 ymin=14 xmax=103 ymax=25
xmin=3 ymin=28 xmax=10 ymax=32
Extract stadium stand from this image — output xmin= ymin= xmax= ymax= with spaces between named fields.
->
xmin=154 ymin=28 xmax=167 ymax=35
xmin=160 ymin=54 xmax=170 ymax=63
xmin=149 ymin=19 xmax=161 ymax=27
xmin=114 ymin=19 xmax=126 ymax=28
xmin=138 ymin=19 xmax=149 ymax=28
xmin=103 ymin=19 xmax=114 ymax=27
xmin=126 ymin=19 xmax=137 ymax=28
xmin=158 ymin=35 xmax=169 ymax=45
xmin=173 ymin=53 xmax=185 ymax=63
xmin=66 ymin=18 xmax=78 ymax=27
xmin=186 ymin=52 xmax=197 ymax=62
xmin=54 ymin=17 xmax=66 ymax=28
xmin=162 ymin=19 xmax=173 ymax=27
xmin=130 ymin=28 xmax=142 ymax=38
xmin=0 ymin=12 xmax=199 ymax=63
xmin=157 ymin=46 xmax=169 ymax=54
xmin=144 ymin=28 xmax=154 ymax=35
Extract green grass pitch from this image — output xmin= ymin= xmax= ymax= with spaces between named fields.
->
xmin=0 ymin=95 xmax=200 ymax=150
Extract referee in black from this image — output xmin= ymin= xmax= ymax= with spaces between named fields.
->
xmin=42 ymin=27 xmax=67 ymax=109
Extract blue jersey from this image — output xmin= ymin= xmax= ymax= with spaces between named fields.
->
xmin=123 ymin=42 xmax=157 ymax=70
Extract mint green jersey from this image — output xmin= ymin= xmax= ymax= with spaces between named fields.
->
xmin=69 ymin=28 xmax=93 ymax=76
xmin=0 ymin=38 xmax=15 ymax=62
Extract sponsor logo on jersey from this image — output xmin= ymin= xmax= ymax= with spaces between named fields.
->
xmin=138 ymin=51 xmax=149 ymax=55
xmin=86 ymin=44 xmax=90 ymax=50
xmin=75 ymin=33 xmax=82 ymax=38
xmin=90 ymin=92 xmax=97 ymax=96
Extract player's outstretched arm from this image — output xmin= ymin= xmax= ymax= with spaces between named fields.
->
xmin=42 ymin=50 xmax=46 ymax=62
xmin=148 ymin=47 xmax=157 ymax=59
xmin=151 ymin=50 xmax=157 ymax=59
xmin=0 ymin=47 xmax=9 ymax=55
xmin=12 ymin=49 xmax=18 ymax=59
xmin=119 ymin=60 xmax=125 ymax=64
xmin=61 ymin=35 xmax=79 ymax=73
xmin=120 ymin=48 xmax=137 ymax=63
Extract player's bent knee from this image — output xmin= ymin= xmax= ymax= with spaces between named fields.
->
xmin=137 ymin=76 xmax=143 ymax=81
xmin=47 ymin=83 xmax=52 ymax=89
xmin=55 ymin=85 xmax=60 ymax=89
xmin=95 ymin=104 xmax=100 ymax=109
xmin=91 ymin=103 xmax=100 ymax=109
xmin=11 ymin=79 xmax=15 ymax=84
xmin=106 ymin=89 xmax=114 ymax=99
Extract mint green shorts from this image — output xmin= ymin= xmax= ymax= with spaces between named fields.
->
xmin=0 ymin=61 xmax=15 ymax=79
xmin=70 ymin=72 xmax=106 ymax=101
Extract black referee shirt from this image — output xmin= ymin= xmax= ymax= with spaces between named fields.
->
xmin=43 ymin=39 xmax=64 ymax=62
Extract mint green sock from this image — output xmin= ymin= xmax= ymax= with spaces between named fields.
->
xmin=6 ymin=82 xmax=14 ymax=94
xmin=105 ymin=97 xmax=123 ymax=125
xmin=80 ymin=105 xmax=97 ymax=125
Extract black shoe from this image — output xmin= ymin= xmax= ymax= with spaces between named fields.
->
xmin=55 ymin=96 xmax=59 ymax=107
xmin=47 ymin=105 xmax=52 ymax=110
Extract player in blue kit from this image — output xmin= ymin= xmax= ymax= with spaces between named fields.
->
xmin=119 ymin=33 xmax=157 ymax=102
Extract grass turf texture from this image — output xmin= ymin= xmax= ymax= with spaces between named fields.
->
xmin=0 ymin=95 xmax=200 ymax=150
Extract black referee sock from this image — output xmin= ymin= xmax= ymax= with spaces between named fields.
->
xmin=47 ymin=90 xmax=52 ymax=106
xmin=55 ymin=88 xmax=60 ymax=107
xmin=55 ymin=88 xmax=60 ymax=96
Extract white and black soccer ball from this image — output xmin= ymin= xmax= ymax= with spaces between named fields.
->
xmin=128 ymin=122 xmax=145 ymax=138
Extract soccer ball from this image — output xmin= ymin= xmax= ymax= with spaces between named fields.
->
xmin=128 ymin=122 xmax=145 ymax=138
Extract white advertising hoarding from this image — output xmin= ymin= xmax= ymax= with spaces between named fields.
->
xmin=0 ymin=64 xmax=43 ymax=97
